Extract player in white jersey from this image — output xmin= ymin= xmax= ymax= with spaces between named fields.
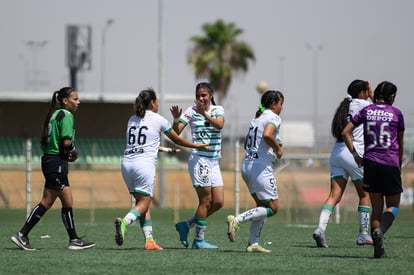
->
xmin=114 ymin=88 xmax=209 ymax=251
xmin=170 ymin=82 xmax=225 ymax=249
xmin=226 ymin=90 xmax=284 ymax=253
xmin=313 ymin=80 xmax=373 ymax=248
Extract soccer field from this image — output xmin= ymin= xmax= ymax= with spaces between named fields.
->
xmin=2 ymin=208 xmax=414 ymax=274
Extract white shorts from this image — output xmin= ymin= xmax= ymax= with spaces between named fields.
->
xmin=121 ymin=158 xmax=155 ymax=196
xmin=241 ymin=159 xmax=278 ymax=201
xmin=330 ymin=142 xmax=363 ymax=182
xmin=188 ymin=154 xmax=223 ymax=188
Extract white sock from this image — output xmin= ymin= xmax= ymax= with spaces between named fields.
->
xmin=249 ymin=218 xmax=265 ymax=246
xmin=318 ymin=209 xmax=332 ymax=232
xmin=187 ymin=215 xmax=196 ymax=228
xmin=237 ymin=207 xmax=267 ymax=224
xmin=142 ymin=225 xmax=153 ymax=239
xmin=124 ymin=211 xmax=139 ymax=225
xmin=358 ymin=206 xmax=370 ymax=235
xmin=194 ymin=224 xmax=206 ymax=241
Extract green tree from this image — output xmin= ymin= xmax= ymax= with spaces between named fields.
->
xmin=188 ymin=19 xmax=255 ymax=102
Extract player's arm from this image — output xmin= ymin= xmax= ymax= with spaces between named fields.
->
xmin=263 ymin=124 xmax=283 ymax=159
xmin=62 ymin=138 xmax=78 ymax=162
xmin=202 ymin=114 xmax=224 ymax=130
xmin=193 ymin=101 xmax=224 ymax=130
xmin=165 ymin=130 xmax=210 ymax=151
xmin=170 ymin=105 xmax=185 ymax=135
xmin=398 ymin=130 xmax=404 ymax=167
xmin=342 ymin=121 xmax=362 ymax=165
xmin=158 ymin=146 xmax=181 ymax=154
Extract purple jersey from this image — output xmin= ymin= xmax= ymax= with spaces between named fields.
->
xmin=351 ymin=103 xmax=404 ymax=167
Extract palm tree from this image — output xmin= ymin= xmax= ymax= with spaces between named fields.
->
xmin=188 ymin=19 xmax=255 ymax=102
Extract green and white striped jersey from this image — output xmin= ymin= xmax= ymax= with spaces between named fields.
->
xmin=179 ymin=105 xmax=224 ymax=159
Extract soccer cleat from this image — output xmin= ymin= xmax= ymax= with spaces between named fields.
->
xmin=372 ymin=228 xmax=386 ymax=258
xmin=115 ymin=218 xmax=126 ymax=246
xmin=11 ymin=233 xmax=36 ymax=251
xmin=226 ymin=215 xmax=240 ymax=242
xmin=175 ymin=221 xmax=189 ymax=248
xmin=246 ymin=244 xmax=271 ymax=253
xmin=68 ymin=238 xmax=96 ymax=250
xmin=191 ymin=239 xmax=218 ymax=249
xmin=356 ymin=233 xmax=374 ymax=246
xmin=144 ymin=238 xmax=164 ymax=251
xmin=313 ymin=227 xmax=328 ymax=248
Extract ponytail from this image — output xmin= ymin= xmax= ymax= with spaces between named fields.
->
xmin=134 ymin=88 xmax=157 ymax=118
xmin=331 ymin=79 xmax=369 ymax=141
xmin=255 ymin=90 xmax=284 ymax=118
xmin=331 ymin=96 xmax=351 ymax=141
xmin=40 ymin=87 xmax=74 ymax=150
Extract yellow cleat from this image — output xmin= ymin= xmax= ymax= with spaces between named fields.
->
xmin=246 ymin=244 xmax=271 ymax=253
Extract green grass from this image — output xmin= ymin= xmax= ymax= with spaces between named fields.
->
xmin=1 ymin=208 xmax=414 ymax=274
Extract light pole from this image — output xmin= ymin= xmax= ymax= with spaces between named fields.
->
xmin=100 ymin=19 xmax=114 ymax=101
xmin=305 ymin=42 xmax=323 ymax=152
xmin=25 ymin=40 xmax=48 ymax=91
xmin=18 ymin=53 xmax=29 ymax=90
xmin=158 ymin=0 xmax=167 ymax=208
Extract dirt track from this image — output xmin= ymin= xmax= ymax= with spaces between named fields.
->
xmin=1 ymin=166 xmax=413 ymax=210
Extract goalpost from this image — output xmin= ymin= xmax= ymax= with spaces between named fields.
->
xmin=25 ymin=137 xmax=32 ymax=218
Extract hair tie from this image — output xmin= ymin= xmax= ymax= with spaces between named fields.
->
xmin=345 ymin=95 xmax=352 ymax=102
xmin=258 ymin=104 xmax=265 ymax=112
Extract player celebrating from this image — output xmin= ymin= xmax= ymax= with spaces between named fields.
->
xmin=114 ymin=88 xmax=209 ymax=251
xmin=171 ymin=82 xmax=224 ymax=249
xmin=313 ymin=80 xmax=373 ymax=248
xmin=226 ymin=90 xmax=284 ymax=253
xmin=342 ymin=81 xmax=405 ymax=258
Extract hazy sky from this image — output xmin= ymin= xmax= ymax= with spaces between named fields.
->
xmin=1 ymin=0 xmax=412 ymax=140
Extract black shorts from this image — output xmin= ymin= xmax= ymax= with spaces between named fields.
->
xmin=41 ymin=154 xmax=69 ymax=190
xmin=363 ymin=159 xmax=402 ymax=195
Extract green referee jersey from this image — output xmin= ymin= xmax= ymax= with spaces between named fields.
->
xmin=43 ymin=109 xmax=75 ymax=155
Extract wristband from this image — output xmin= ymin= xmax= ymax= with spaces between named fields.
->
xmin=160 ymin=147 xmax=169 ymax=152
xmin=173 ymin=118 xmax=180 ymax=123
xmin=352 ymin=151 xmax=359 ymax=158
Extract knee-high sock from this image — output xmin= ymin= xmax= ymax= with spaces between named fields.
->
xmin=236 ymin=207 xmax=268 ymax=224
xmin=249 ymin=218 xmax=265 ymax=246
xmin=317 ymin=204 xmax=334 ymax=231
xmin=186 ymin=215 xmax=196 ymax=228
xmin=140 ymin=219 xmax=153 ymax=240
xmin=20 ymin=203 xmax=47 ymax=236
xmin=123 ymin=209 xmax=141 ymax=225
xmin=194 ymin=217 xmax=207 ymax=241
xmin=358 ymin=206 xmax=370 ymax=235
xmin=62 ymin=207 xmax=78 ymax=240
xmin=380 ymin=211 xmax=395 ymax=234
